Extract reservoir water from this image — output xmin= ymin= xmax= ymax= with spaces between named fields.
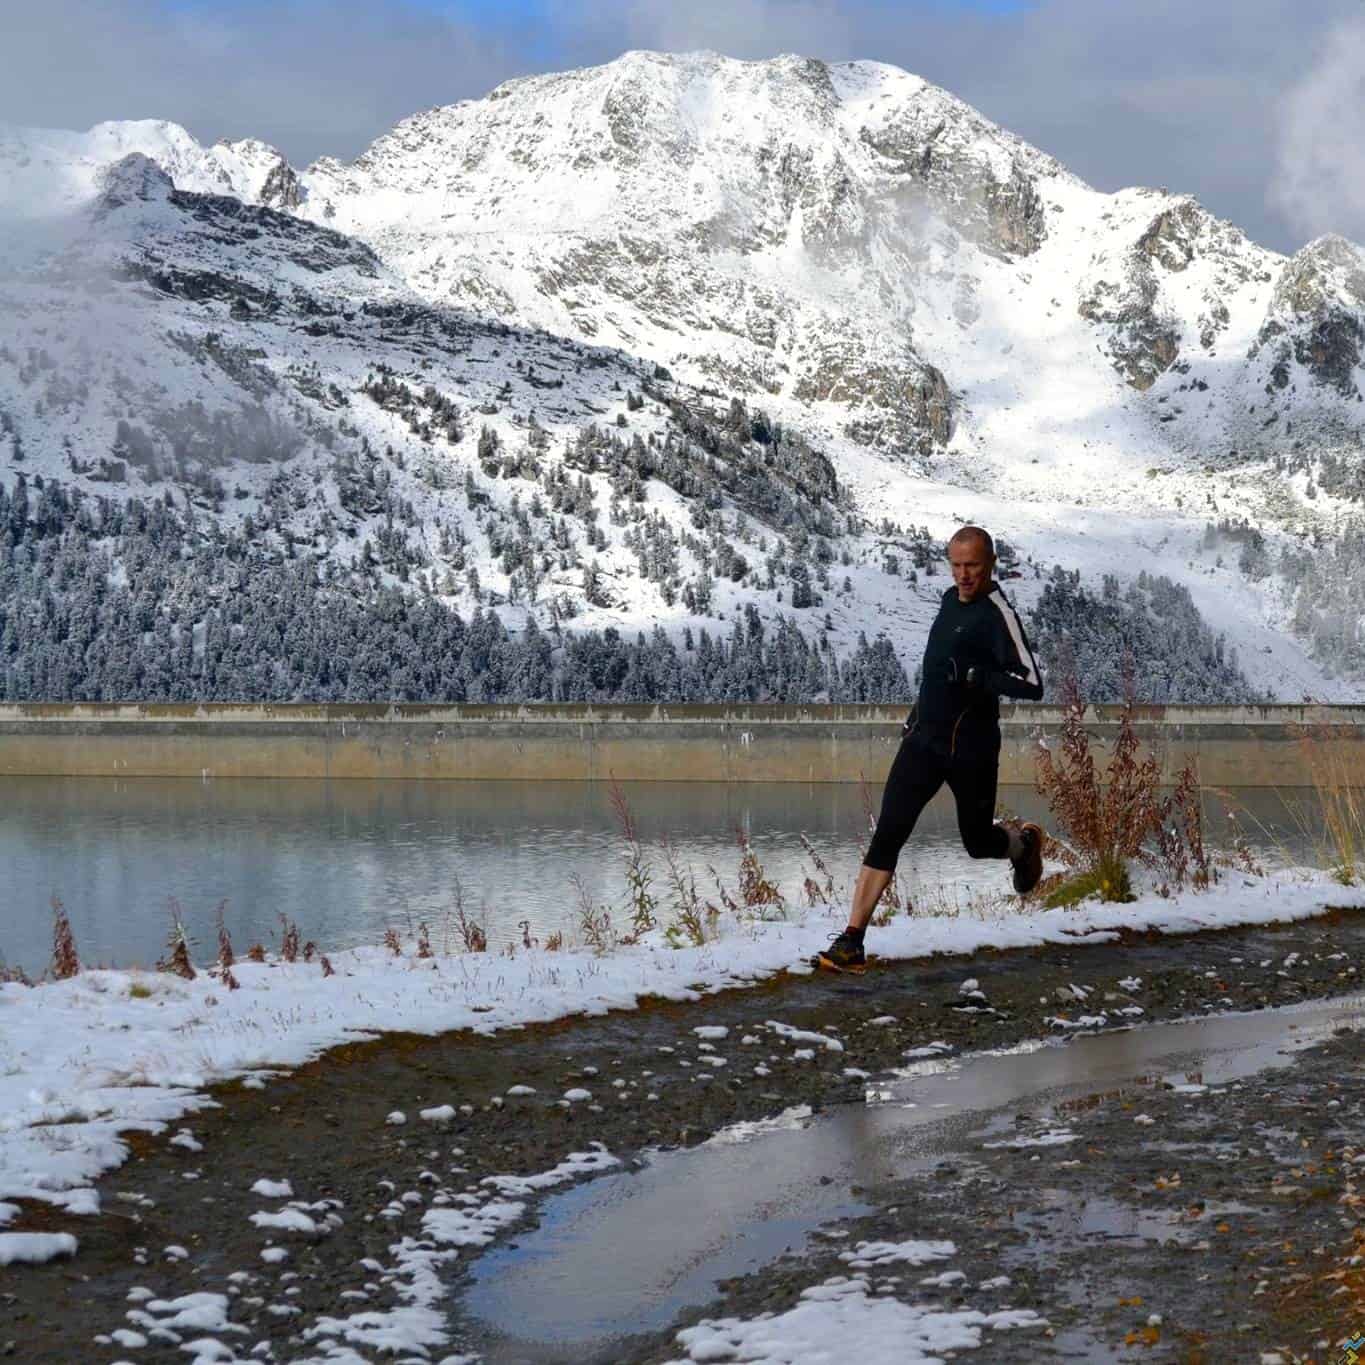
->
xmin=1 ymin=777 xmax=1320 ymax=975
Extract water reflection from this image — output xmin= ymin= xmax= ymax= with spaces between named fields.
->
xmin=0 ymin=777 xmax=1320 ymax=973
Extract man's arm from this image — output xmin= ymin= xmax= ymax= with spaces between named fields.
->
xmin=979 ymin=594 xmax=1045 ymax=701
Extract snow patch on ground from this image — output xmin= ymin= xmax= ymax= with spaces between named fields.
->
xmin=0 ymin=871 xmax=1358 ymax=1229
xmin=297 ymin=1146 xmax=623 ymax=1362
xmin=767 ymin=1021 xmax=845 ymax=1052
xmin=839 ymin=1238 xmax=957 ymax=1269
xmin=0 ymin=1231 xmax=78 ymax=1264
xmin=663 ymin=1273 xmax=1048 ymax=1363
xmin=480 ymin=1147 xmax=621 ymax=1196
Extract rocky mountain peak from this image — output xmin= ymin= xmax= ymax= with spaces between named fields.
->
xmin=1273 ymin=234 xmax=1365 ymax=314
xmin=96 ymin=152 xmax=174 ymax=210
xmin=1255 ymin=234 xmax=1365 ymax=397
xmin=293 ymin=51 xmax=1101 ymax=453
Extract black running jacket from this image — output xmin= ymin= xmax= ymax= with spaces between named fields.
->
xmin=904 ymin=583 xmax=1045 ymax=761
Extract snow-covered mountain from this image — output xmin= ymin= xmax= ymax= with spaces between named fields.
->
xmin=2 ymin=51 xmax=1364 ymax=700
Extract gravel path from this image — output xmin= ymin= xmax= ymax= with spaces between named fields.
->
xmin=2 ymin=907 xmax=1361 ymax=1363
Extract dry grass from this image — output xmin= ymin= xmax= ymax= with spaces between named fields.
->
xmin=734 ymin=823 xmax=785 ymax=916
xmin=449 ymin=877 xmax=488 ymax=953
xmin=660 ymin=835 xmax=717 ymax=947
xmin=0 ymin=956 xmax=33 ymax=986
xmin=1200 ymin=787 xmax=1270 ymax=877
xmin=798 ymin=833 xmax=837 ymax=907
xmin=157 ymin=900 xmax=196 ymax=980
xmin=50 ymin=897 xmax=79 ymax=981
xmin=214 ymin=902 xmax=234 ymax=972
xmin=570 ymin=871 xmax=616 ymax=954
xmin=277 ymin=914 xmax=301 ymax=964
xmin=1035 ymin=664 xmax=1213 ymax=904
xmin=898 ymin=876 xmax=1017 ymax=923
xmin=608 ymin=775 xmax=658 ymax=941
xmin=212 ymin=903 xmax=240 ymax=991
xmin=1290 ymin=721 xmax=1365 ymax=884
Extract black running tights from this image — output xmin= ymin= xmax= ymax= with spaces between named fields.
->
xmin=863 ymin=737 xmax=1009 ymax=873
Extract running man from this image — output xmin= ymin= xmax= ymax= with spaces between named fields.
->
xmin=816 ymin=525 xmax=1046 ymax=973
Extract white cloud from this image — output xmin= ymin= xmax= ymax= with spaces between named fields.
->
xmin=0 ymin=0 xmax=523 ymax=163
xmin=611 ymin=0 xmax=854 ymax=59
xmin=2 ymin=0 xmax=1363 ymax=252
xmin=1271 ymin=15 xmax=1365 ymax=247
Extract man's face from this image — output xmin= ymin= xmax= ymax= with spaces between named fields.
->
xmin=948 ymin=537 xmax=994 ymax=602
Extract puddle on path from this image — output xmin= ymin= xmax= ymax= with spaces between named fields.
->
xmin=460 ymin=993 xmax=1364 ymax=1363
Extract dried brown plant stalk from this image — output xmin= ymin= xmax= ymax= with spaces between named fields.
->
xmin=278 ymin=914 xmax=300 ymax=964
xmin=214 ymin=901 xmax=234 ymax=973
xmin=734 ymin=824 xmax=783 ymax=909
xmin=158 ymin=900 xmax=196 ymax=980
xmin=1035 ymin=658 xmax=1212 ymax=902
xmin=449 ymin=877 xmax=487 ymax=953
xmin=51 ymin=896 xmax=79 ymax=981
xmin=607 ymin=774 xmax=656 ymax=941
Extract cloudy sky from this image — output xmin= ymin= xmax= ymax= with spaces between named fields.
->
xmin=2 ymin=0 xmax=1362 ymax=254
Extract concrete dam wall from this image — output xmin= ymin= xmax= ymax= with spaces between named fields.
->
xmin=0 ymin=703 xmax=1360 ymax=786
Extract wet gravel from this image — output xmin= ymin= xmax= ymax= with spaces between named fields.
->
xmin=632 ymin=1015 xmax=1364 ymax=1365
xmin=2 ymin=906 xmax=1362 ymax=1363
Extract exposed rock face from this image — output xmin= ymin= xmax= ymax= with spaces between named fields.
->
xmin=1077 ymin=195 xmax=1274 ymax=393
xmin=259 ymin=158 xmax=303 ymax=212
xmin=1253 ymin=236 xmax=1365 ymax=396
xmin=855 ymin=80 xmax=1057 ymax=259
xmin=907 ymin=365 xmax=953 ymax=451
xmin=1137 ymin=203 xmax=1202 ymax=272
xmin=793 ymin=342 xmax=952 ymax=454
xmin=1079 ymin=258 xmax=1180 ymax=392
xmin=984 ymin=166 xmax=1046 ymax=257
xmin=96 ymin=153 xmax=174 ymax=210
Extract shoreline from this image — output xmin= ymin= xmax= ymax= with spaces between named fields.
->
xmin=2 ymin=872 xmax=1362 ymax=1221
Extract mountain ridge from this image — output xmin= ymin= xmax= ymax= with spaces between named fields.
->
xmin=1 ymin=50 xmax=1363 ymax=699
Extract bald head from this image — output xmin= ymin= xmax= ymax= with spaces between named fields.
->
xmin=948 ymin=525 xmax=995 ymax=559
xmin=947 ymin=525 xmax=995 ymax=603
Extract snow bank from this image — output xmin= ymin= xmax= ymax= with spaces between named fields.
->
xmin=664 ymin=1272 xmax=1047 ymax=1363
xmin=0 ymin=1231 xmax=78 ymax=1264
xmin=0 ymin=871 xmax=1359 ymax=1226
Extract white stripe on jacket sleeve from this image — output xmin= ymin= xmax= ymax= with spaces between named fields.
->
xmin=988 ymin=592 xmax=1040 ymax=686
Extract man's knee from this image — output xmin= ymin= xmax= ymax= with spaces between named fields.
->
xmin=864 ymin=825 xmax=909 ymax=872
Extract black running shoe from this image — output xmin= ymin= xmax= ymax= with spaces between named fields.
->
xmin=813 ymin=931 xmax=866 ymax=974
xmin=1011 ymin=822 xmax=1045 ymax=894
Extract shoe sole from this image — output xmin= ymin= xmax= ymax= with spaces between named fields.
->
xmin=813 ymin=953 xmax=867 ymax=975
xmin=1012 ymin=822 xmax=1045 ymax=894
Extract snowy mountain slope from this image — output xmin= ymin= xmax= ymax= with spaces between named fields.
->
xmin=1 ymin=51 xmax=1363 ymax=699
xmin=0 ymin=120 xmax=299 ymax=226
xmin=0 ymin=145 xmax=918 ymax=689
xmin=290 ymin=53 xmax=1365 ymax=471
